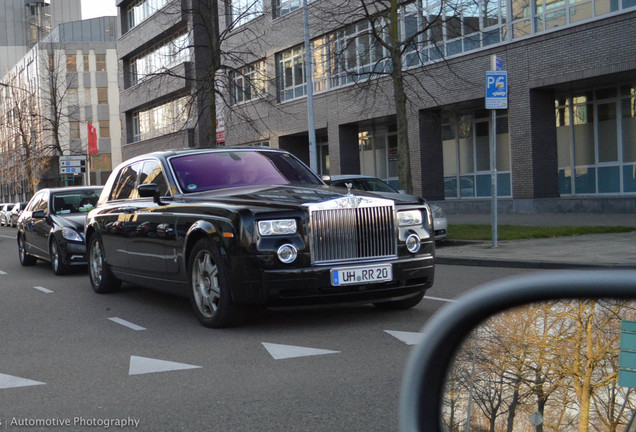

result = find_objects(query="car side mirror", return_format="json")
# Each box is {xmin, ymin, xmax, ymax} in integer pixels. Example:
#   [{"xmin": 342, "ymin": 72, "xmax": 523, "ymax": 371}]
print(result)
[
  {"xmin": 32, "ymin": 210, "xmax": 45, "ymax": 218},
  {"xmin": 137, "ymin": 183, "xmax": 163, "ymax": 205},
  {"xmin": 399, "ymin": 270, "xmax": 636, "ymax": 432},
  {"xmin": 321, "ymin": 175, "xmax": 331, "ymax": 184}
]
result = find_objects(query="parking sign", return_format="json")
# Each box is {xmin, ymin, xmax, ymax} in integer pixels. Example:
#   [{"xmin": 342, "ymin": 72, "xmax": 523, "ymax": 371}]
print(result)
[{"xmin": 485, "ymin": 71, "xmax": 508, "ymax": 109}]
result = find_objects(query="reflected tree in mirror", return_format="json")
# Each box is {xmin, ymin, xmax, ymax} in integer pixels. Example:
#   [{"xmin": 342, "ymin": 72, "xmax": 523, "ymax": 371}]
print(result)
[{"xmin": 443, "ymin": 299, "xmax": 636, "ymax": 432}]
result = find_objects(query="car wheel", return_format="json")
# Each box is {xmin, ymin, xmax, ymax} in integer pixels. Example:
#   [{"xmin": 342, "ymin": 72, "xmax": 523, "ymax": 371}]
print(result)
[
  {"xmin": 188, "ymin": 238, "xmax": 245, "ymax": 328},
  {"xmin": 50, "ymin": 238, "xmax": 69, "ymax": 275},
  {"xmin": 373, "ymin": 291, "xmax": 425, "ymax": 310},
  {"xmin": 88, "ymin": 234, "xmax": 120, "ymax": 293},
  {"xmin": 18, "ymin": 234, "xmax": 36, "ymax": 266}
]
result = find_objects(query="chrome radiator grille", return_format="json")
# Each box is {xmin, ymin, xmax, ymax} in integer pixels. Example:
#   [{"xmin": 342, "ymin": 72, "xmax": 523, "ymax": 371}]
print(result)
[{"xmin": 310, "ymin": 204, "xmax": 397, "ymax": 264}]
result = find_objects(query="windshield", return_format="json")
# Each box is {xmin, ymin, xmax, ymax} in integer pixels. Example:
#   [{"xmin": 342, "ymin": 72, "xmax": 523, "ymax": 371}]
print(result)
[
  {"xmin": 169, "ymin": 150, "xmax": 322, "ymax": 193},
  {"xmin": 52, "ymin": 189, "xmax": 102, "ymax": 214}
]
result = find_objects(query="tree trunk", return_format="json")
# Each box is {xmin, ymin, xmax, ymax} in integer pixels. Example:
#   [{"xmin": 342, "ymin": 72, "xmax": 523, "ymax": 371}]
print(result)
[{"xmin": 389, "ymin": 0, "xmax": 413, "ymax": 193}]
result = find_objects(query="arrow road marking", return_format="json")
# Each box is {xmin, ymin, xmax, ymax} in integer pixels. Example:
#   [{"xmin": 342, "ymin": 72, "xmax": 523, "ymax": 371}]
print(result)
[
  {"xmin": 262, "ymin": 342, "xmax": 340, "ymax": 360},
  {"xmin": 385, "ymin": 330, "xmax": 424, "ymax": 346},
  {"xmin": 34, "ymin": 286, "xmax": 53, "ymax": 294},
  {"xmin": 128, "ymin": 356, "xmax": 201, "ymax": 376},
  {"xmin": 0, "ymin": 373, "xmax": 46, "ymax": 390},
  {"xmin": 108, "ymin": 317, "xmax": 146, "ymax": 331}
]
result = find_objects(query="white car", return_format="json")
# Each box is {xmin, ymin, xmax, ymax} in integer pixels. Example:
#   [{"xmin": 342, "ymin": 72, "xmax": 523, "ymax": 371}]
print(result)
[
  {"xmin": 0, "ymin": 203, "xmax": 13, "ymax": 226},
  {"xmin": 327, "ymin": 174, "xmax": 448, "ymax": 241}
]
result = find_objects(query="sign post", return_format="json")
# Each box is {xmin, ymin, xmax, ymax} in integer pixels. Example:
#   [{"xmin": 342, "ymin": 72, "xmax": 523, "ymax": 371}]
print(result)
[{"xmin": 484, "ymin": 56, "xmax": 507, "ymax": 248}]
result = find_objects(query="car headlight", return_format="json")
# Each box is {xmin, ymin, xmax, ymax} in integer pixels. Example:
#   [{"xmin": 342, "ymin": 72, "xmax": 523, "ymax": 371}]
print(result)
[
  {"xmin": 258, "ymin": 219, "xmax": 297, "ymax": 236},
  {"xmin": 433, "ymin": 205, "xmax": 445, "ymax": 219},
  {"xmin": 61, "ymin": 227, "xmax": 83, "ymax": 241},
  {"xmin": 397, "ymin": 210, "xmax": 423, "ymax": 227}
]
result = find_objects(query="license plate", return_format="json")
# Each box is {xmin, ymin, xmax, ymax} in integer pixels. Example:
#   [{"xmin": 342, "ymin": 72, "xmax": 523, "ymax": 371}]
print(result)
[{"xmin": 331, "ymin": 264, "xmax": 393, "ymax": 286}]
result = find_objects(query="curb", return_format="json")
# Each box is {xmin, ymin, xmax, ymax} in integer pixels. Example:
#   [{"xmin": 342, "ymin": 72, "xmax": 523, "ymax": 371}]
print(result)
[{"xmin": 435, "ymin": 256, "xmax": 635, "ymax": 269}]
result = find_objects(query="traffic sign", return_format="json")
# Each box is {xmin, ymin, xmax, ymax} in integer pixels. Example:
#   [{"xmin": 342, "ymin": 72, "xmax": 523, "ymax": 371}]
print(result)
[
  {"xmin": 485, "ymin": 71, "xmax": 508, "ymax": 109},
  {"xmin": 59, "ymin": 155, "xmax": 86, "ymax": 174}
]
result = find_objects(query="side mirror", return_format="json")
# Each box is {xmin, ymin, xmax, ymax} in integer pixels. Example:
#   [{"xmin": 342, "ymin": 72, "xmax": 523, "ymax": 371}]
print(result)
[
  {"xmin": 321, "ymin": 175, "xmax": 332, "ymax": 184},
  {"xmin": 32, "ymin": 210, "xmax": 45, "ymax": 218},
  {"xmin": 399, "ymin": 270, "xmax": 636, "ymax": 432},
  {"xmin": 137, "ymin": 183, "xmax": 162, "ymax": 204}
]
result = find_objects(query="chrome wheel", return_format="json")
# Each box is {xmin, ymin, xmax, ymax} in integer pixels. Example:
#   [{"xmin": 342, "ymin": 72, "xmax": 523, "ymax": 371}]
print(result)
[
  {"xmin": 191, "ymin": 250, "xmax": 220, "ymax": 318},
  {"xmin": 89, "ymin": 237, "xmax": 104, "ymax": 286},
  {"xmin": 51, "ymin": 241, "xmax": 59, "ymax": 269}
]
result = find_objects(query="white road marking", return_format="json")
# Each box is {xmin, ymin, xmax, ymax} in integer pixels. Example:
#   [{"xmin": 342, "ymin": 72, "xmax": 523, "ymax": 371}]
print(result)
[
  {"xmin": 385, "ymin": 330, "xmax": 424, "ymax": 345},
  {"xmin": 0, "ymin": 270, "xmax": 7, "ymax": 275},
  {"xmin": 262, "ymin": 342, "xmax": 340, "ymax": 360},
  {"xmin": 0, "ymin": 373, "xmax": 45, "ymax": 390},
  {"xmin": 108, "ymin": 317, "xmax": 146, "ymax": 331},
  {"xmin": 424, "ymin": 295, "xmax": 455, "ymax": 303},
  {"xmin": 128, "ymin": 356, "xmax": 201, "ymax": 376},
  {"xmin": 34, "ymin": 286, "xmax": 53, "ymax": 294}
]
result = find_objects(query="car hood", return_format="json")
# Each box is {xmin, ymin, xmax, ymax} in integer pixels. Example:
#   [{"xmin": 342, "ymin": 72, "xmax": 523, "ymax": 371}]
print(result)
[
  {"xmin": 181, "ymin": 184, "xmax": 424, "ymax": 208},
  {"xmin": 51, "ymin": 213, "xmax": 87, "ymax": 231}
]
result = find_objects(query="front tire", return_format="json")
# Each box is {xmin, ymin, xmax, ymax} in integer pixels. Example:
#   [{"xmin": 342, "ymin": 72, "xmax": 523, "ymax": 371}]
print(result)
[
  {"xmin": 373, "ymin": 291, "xmax": 425, "ymax": 310},
  {"xmin": 188, "ymin": 238, "xmax": 245, "ymax": 328},
  {"xmin": 50, "ymin": 238, "xmax": 69, "ymax": 275},
  {"xmin": 18, "ymin": 234, "xmax": 36, "ymax": 266},
  {"xmin": 88, "ymin": 234, "xmax": 120, "ymax": 293}
]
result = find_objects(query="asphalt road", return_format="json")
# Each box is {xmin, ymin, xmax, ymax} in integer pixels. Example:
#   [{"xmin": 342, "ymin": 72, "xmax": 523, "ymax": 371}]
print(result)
[{"xmin": 0, "ymin": 226, "xmax": 533, "ymax": 432}]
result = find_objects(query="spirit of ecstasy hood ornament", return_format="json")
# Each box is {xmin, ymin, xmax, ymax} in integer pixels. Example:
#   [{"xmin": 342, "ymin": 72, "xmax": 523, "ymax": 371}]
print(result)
[{"xmin": 345, "ymin": 182, "xmax": 353, "ymax": 196}]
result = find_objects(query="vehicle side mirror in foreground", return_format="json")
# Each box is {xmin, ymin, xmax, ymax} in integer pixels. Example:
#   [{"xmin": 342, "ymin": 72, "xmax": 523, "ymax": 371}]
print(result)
[
  {"xmin": 32, "ymin": 210, "xmax": 45, "ymax": 218},
  {"xmin": 137, "ymin": 183, "xmax": 162, "ymax": 204},
  {"xmin": 321, "ymin": 175, "xmax": 332, "ymax": 184},
  {"xmin": 399, "ymin": 270, "xmax": 636, "ymax": 432}
]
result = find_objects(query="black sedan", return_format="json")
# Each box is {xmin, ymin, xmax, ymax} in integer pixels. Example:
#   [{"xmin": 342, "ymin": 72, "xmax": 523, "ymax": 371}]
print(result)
[
  {"xmin": 85, "ymin": 147, "xmax": 435, "ymax": 328},
  {"xmin": 17, "ymin": 186, "xmax": 103, "ymax": 274}
]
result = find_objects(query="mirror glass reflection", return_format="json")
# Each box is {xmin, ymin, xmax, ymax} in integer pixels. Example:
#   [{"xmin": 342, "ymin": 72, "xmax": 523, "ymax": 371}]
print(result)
[{"xmin": 442, "ymin": 299, "xmax": 636, "ymax": 431}]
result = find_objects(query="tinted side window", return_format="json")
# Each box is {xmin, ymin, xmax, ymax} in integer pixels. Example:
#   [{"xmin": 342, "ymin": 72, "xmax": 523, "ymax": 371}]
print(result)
[
  {"xmin": 139, "ymin": 160, "xmax": 170, "ymax": 196},
  {"xmin": 110, "ymin": 163, "xmax": 141, "ymax": 201}
]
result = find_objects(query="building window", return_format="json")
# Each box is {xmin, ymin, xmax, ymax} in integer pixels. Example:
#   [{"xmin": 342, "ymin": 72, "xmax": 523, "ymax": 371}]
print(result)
[
  {"xmin": 130, "ymin": 33, "xmax": 191, "ymax": 86},
  {"xmin": 95, "ymin": 54, "xmax": 106, "ymax": 72},
  {"xmin": 83, "ymin": 54, "xmax": 90, "ymax": 71},
  {"xmin": 132, "ymin": 96, "xmax": 193, "ymax": 142},
  {"xmin": 274, "ymin": 0, "xmax": 312, "ymax": 18},
  {"xmin": 99, "ymin": 121, "xmax": 110, "ymax": 138},
  {"xmin": 276, "ymin": 46, "xmax": 306, "ymax": 102},
  {"xmin": 126, "ymin": 0, "xmax": 170, "ymax": 31},
  {"xmin": 557, "ymin": 84, "xmax": 636, "ymax": 195},
  {"xmin": 97, "ymin": 88, "xmax": 108, "ymax": 105},
  {"xmin": 230, "ymin": 61, "xmax": 267, "ymax": 104},
  {"xmin": 442, "ymin": 112, "xmax": 512, "ymax": 199},
  {"xmin": 66, "ymin": 54, "xmax": 76, "ymax": 72},
  {"xmin": 70, "ymin": 122, "xmax": 80, "ymax": 139},
  {"xmin": 228, "ymin": 0, "xmax": 263, "ymax": 27}
]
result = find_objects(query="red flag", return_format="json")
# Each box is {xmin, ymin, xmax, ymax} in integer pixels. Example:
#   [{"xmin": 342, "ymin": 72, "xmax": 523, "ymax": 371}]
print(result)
[{"xmin": 88, "ymin": 122, "xmax": 98, "ymax": 154}]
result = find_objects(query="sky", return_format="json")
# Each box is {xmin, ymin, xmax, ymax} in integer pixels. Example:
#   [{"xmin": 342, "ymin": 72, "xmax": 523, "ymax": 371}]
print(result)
[{"xmin": 81, "ymin": 0, "xmax": 118, "ymax": 19}]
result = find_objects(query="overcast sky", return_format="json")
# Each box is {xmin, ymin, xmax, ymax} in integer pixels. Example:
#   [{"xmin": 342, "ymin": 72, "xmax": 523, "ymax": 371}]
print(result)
[{"xmin": 81, "ymin": 0, "xmax": 117, "ymax": 19}]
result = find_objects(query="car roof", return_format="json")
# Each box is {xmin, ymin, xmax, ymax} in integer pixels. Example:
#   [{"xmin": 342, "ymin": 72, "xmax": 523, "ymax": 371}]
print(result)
[{"xmin": 38, "ymin": 186, "xmax": 104, "ymax": 194}]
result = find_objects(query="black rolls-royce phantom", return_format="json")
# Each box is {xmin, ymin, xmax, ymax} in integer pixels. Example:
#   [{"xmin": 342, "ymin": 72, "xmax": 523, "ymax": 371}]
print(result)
[{"xmin": 85, "ymin": 147, "xmax": 435, "ymax": 327}]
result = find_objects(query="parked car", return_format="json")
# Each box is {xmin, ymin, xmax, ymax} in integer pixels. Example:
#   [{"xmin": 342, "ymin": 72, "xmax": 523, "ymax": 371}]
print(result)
[
  {"xmin": 8, "ymin": 201, "xmax": 27, "ymax": 227},
  {"xmin": 327, "ymin": 174, "xmax": 448, "ymax": 241},
  {"xmin": 399, "ymin": 270, "xmax": 636, "ymax": 432},
  {"xmin": 17, "ymin": 186, "xmax": 103, "ymax": 275},
  {"xmin": 85, "ymin": 147, "xmax": 436, "ymax": 328},
  {"xmin": 0, "ymin": 203, "xmax": 13, "ymax": 226}
]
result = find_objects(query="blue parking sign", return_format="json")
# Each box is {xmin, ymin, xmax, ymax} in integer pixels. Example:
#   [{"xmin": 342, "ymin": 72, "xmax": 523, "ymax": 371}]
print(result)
[{"xmin": 485, "ymin": 71, "xmax": 508, "ymax": 109}]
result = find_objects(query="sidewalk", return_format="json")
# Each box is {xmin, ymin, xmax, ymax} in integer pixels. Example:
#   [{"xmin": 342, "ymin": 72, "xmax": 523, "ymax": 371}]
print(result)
[{"xmin": 435, "ymin": 213, "xmax": 636, "ymax": 269}]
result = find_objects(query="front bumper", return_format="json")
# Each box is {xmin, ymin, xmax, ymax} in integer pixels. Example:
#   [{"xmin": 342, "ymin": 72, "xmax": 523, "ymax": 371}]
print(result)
[
  {"xmin": 233, "ymin": 253, "xmax": 434, "ymax": 307},
  {"xmin": 61, "ymin": 241, "xmax": 88, "ymax": 266}
]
